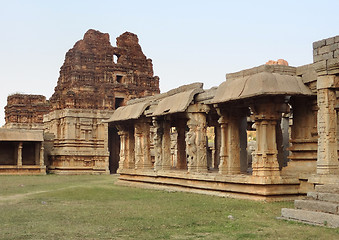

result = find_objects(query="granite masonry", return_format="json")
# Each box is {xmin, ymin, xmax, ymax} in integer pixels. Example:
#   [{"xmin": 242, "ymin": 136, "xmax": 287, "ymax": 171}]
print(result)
[
  {"xmin": 1, "ymin": 29, "xmax": 160, "ymax": 174},
  {"xmin": 1, "ymin": 31, "xmax": 339, "ymax": 214}
]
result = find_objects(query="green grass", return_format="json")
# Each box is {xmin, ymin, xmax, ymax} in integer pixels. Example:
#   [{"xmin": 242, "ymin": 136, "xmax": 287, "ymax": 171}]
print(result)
[{"xmin": 0, "ymin": 175, "xmax": 339, "ymax": 239}]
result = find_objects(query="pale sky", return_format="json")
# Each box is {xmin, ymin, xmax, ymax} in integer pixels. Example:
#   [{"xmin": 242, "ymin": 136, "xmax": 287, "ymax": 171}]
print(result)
[{"xmin": 1, "ymin": 0, "xmax": 338, "ymax": 126}]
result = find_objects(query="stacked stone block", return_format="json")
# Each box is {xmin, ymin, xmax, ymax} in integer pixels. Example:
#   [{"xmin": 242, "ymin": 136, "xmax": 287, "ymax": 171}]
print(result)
[
  {"xmin": 313, "ymin": 36, "xmax": 339, "ymax": 62},
  {"xmin": 281, "ymin": 184, "xmax": 339, "ymax": 228},
  {"xmin": 313, "ymin": 35, "xmax": 339, "ymax": 75}
]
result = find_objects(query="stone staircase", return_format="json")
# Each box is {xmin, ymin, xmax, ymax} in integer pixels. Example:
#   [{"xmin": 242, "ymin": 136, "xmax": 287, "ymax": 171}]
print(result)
[{"xmin": 280, "ymin": 184, "xmax": 339, "ymax": 228}]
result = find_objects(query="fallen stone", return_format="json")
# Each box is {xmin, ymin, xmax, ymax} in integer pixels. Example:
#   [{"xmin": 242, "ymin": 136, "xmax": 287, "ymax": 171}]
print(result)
[
  {"xmin": 280, "ymin": 208, "xmax": 339, "ymax": 228},
  {"xmin": 295, "ymin": 199, "xmax": 339, "ymax": 215}
]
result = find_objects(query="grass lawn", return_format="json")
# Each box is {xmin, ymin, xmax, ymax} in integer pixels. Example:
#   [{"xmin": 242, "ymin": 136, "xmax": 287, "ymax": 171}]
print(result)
[{"xmin": 0, "ymin": 175, "xmax": 339, "ymax": 240}]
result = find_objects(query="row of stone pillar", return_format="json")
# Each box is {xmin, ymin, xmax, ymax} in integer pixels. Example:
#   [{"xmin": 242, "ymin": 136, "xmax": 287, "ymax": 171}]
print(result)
[
  {"xmin": 116, "ymin": 100, "xmax": 286, "ymax": 177},
  {"xmin": 116, "ymin": 113, "xmax": 208, "ymax": 173},
  {"xmin": 116, "ymin": 91, "xmax": 338, "ymax": 177},
  {"xmin": 16, "ymin": 142, "xmax": 44, "ymax": 167}
]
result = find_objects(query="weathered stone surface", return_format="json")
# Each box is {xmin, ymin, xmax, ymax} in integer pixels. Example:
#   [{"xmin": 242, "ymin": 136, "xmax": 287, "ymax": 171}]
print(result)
[
  {"xmin": 0, "ymin": 129, "xmax": 43, "ymax": 141},
  {"xmin": 295, "ymin": 199, "xmax": 339, "ymax": 214},
  {"xmin": 266, "ymin": 59, "xmax": 289, "ymax": 66},
  {"xmin": 316, "ymin": 87, "xmax": 339, "ymax": 174},
  {"xmin": 226, "ymin": 64, "xmax": 296, "ymax": 80},
  {"xmin": 313, "ymin": 39, "xmax": 326, "ymax": 50},
  {"xmin": 313, "ymin": 35, "xmax": 339, "ymax": 77},
  {"xmin": 49, "ymin": 29, "xmax": 159, "ymax": 110},
  {"xmin": 0, "ymin": 129, "xmax": 46, "ymax": 175},
  {"xmin": 316, "ymin": 192, "xmax": 339, "ymax": 203},
  {"xmin": 212, "ymin": 71, "xmax": 313, "ymax": 104},
  {"xmin": 44, "ymin": 29, "xmax": 160, "ymax": 174},
  {"xmin": 326, "ymin": 37, "xmax": 335, "ymax": 45},
  {"xmin": 281, "ymin": 208, "xmax": 339, "ymax": 228},
  {"xmin": 4, "ymin": 94, "xmax": 50, "ymax": 129},
  {"xmin": 307, "ymin": 191, "xmax": 318, "ymax": 200},
  {"xmin": 315, "ymin": 184, "xmax": 339, "ymax": 194}
]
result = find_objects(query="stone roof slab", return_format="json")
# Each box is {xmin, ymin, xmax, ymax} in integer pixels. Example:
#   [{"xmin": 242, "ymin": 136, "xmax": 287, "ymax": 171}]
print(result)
[
  {"xmin": 212, "ymin": 72, "xmax": 314, "ymax": 104},
  {"xmin": 152, "ymin": 88, "xmax": 203, "ymax": 116},
  {"xmin": 0, "ymin": 129, "xmax": 44, "ymax": 142},
  {"xmin": 105, "ymin": 101, "xmax": 151, "ymax": 122}
]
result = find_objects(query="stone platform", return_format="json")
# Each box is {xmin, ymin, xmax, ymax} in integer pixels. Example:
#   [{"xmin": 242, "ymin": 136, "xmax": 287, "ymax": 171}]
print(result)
[
  {"xmin": 0, "ymin": 165, "xmax": 46, "ymax": 175},
  {"xmin": 48, "ymin": 165, "xmax": 109, "ymax": 175},
  {"xmin": 280, "ymin": 183, "xmax": 339, "ymax": 228},
  {"xmin": 117, "ymin": 170, "xmax": 311, "ymax": 201}
]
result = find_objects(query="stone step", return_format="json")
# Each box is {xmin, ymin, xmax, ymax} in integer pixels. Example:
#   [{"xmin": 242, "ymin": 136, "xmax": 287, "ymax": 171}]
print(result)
[
  {"xmin": 295, "ymin": 199, "xmax": 339, "ymax": 215},
  {"xmin": 280, "ymin": 208, "xmax": 339, "ymax": 228},
  {"xmin": 307, "ymin": 192, "xmax": 339, "ymax": 203},
  {"xmin": 315, "ymin": 184, "xmax": 339, "ymax": 194}
]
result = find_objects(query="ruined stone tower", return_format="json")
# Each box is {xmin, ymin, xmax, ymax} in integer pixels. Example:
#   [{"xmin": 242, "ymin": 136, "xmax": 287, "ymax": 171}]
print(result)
[
  {"xmin": 49, "ymin": 29, "xmax": 159, "ymax": 110},
  {"xmin": 4, "ymin": 94, "xmax": 50, "ymax": 130},
  {"xmin": 44, "ymin": 29, "xmax": 160, "ymax": 174}
]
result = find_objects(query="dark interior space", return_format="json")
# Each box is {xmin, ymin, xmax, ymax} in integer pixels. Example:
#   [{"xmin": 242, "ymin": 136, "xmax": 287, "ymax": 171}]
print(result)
[{"xmin": 108, "ymin": 126, "xmax": 120, "ymax": 173}]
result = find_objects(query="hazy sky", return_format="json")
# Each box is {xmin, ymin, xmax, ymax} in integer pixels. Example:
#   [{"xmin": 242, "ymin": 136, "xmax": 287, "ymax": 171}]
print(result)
[{"xmin": 1, "ymin": 0, "xmax": 338, "ymax": 126}]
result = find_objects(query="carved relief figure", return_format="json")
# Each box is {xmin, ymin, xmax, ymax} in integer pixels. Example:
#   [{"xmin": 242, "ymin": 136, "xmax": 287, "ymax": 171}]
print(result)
[
  {"xmin": 152, "ymin": 118, "xmax": 163, "ymax": 169},
  {"xmin": 186, "ymin": 125, "xmax": 197, "ymax": 168}
]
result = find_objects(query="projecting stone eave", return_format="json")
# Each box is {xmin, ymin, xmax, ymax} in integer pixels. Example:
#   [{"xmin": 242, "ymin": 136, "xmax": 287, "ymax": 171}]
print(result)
[
  {"xmin": 104, "ymin": 100, "xmax": 152, "ymax": 123},
  {"xmin": 106, "ymin": 82, "xmax": 205, "ymax": 122},
  {"xmin": 211, "ymin": 71, "xmax": 315, "ymax": 104}
]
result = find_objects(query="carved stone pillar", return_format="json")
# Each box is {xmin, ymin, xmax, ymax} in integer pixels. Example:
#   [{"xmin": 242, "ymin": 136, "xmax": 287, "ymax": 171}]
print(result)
[
  {"xmin": 162, "ymin": 119, "xmax": 171, "ymax": 170},
  {"xmin": 214, "ymin": 126, "xmax": 221, "ymax": 169},
  {"xmin": 134, "ymin": 123, "xmax": 143, "ymax": 169},
  {"xmin": 218, "ymin": 116, "xmax": 228, "ymax": 174},
  {"xmin": 134, "ymin": 120, "xmax": 152, "ymax": 170},
  {"xmin": 187, "ymin": 113, "xmax": 207, "ymax": 173},
  {"xmin": 117, "ymin": 125, "xmax": 135, "ymax": 171},
  {"xmin": 117, "ymin": 130, "xmax": 127, "ymax": 172},
  {"xmin": 152, "ymin": 117, "xmax": 163, "ymax": 171},
  {"xmin": 126, "ymin": 128, "xmax": 135, "ymax": 169},
  {"xmin": 141, "ymin": 121, "xmax": 152, "ymax": 169},
  {"xmin": 251, "ymin": 99, "xmax": 285, "ymax": 177},
  {"xmin": 217, "ymin": 112, "xmax": 241, "ymax": 175},
  {"xmin": 239, "ymin": 116, "xmax": 248, "ymax": 173},
  {"xmin": 39, "ymin": 144, "xmax": 44, "ymax": 166},
  {"xmin": 35, "ymin": 142, "xmax": 40, "ymax": 165},
  {"xmin": 176, "ymin": 124, "xmax": 187, "ymax": 169},
  {"xmin": 17, "ymin": 142, "xmax": 23, "ymax": 167},
  {"xmin": 317, "ymin": 75, "xmax": 339, "ymax": 174}
]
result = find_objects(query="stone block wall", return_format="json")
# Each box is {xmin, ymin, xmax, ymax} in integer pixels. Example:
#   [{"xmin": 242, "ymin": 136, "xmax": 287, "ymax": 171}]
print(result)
[
  {"xmin": 313, "ymin": 35, "xmax": 339, "ymax": 175},
  {"xmin": 313, "ymin": 36, "xmax": 339, "ymax": 63},
  {"xmin": 313, "ymin": 35, "xmax": 339, "ymax": 76}
]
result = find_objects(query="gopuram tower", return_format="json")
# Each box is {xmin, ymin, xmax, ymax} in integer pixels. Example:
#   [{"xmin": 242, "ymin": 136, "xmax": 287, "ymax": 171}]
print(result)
[{"xmin": 44, "ymin": 29, "xmax": 160, "ymax": 174}]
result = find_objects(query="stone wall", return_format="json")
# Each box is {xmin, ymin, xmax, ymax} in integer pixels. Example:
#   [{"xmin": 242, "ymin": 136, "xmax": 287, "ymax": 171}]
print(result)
[{"xmin": 313, "ymin": 36, "xmax": 339, "ymax": 64}]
